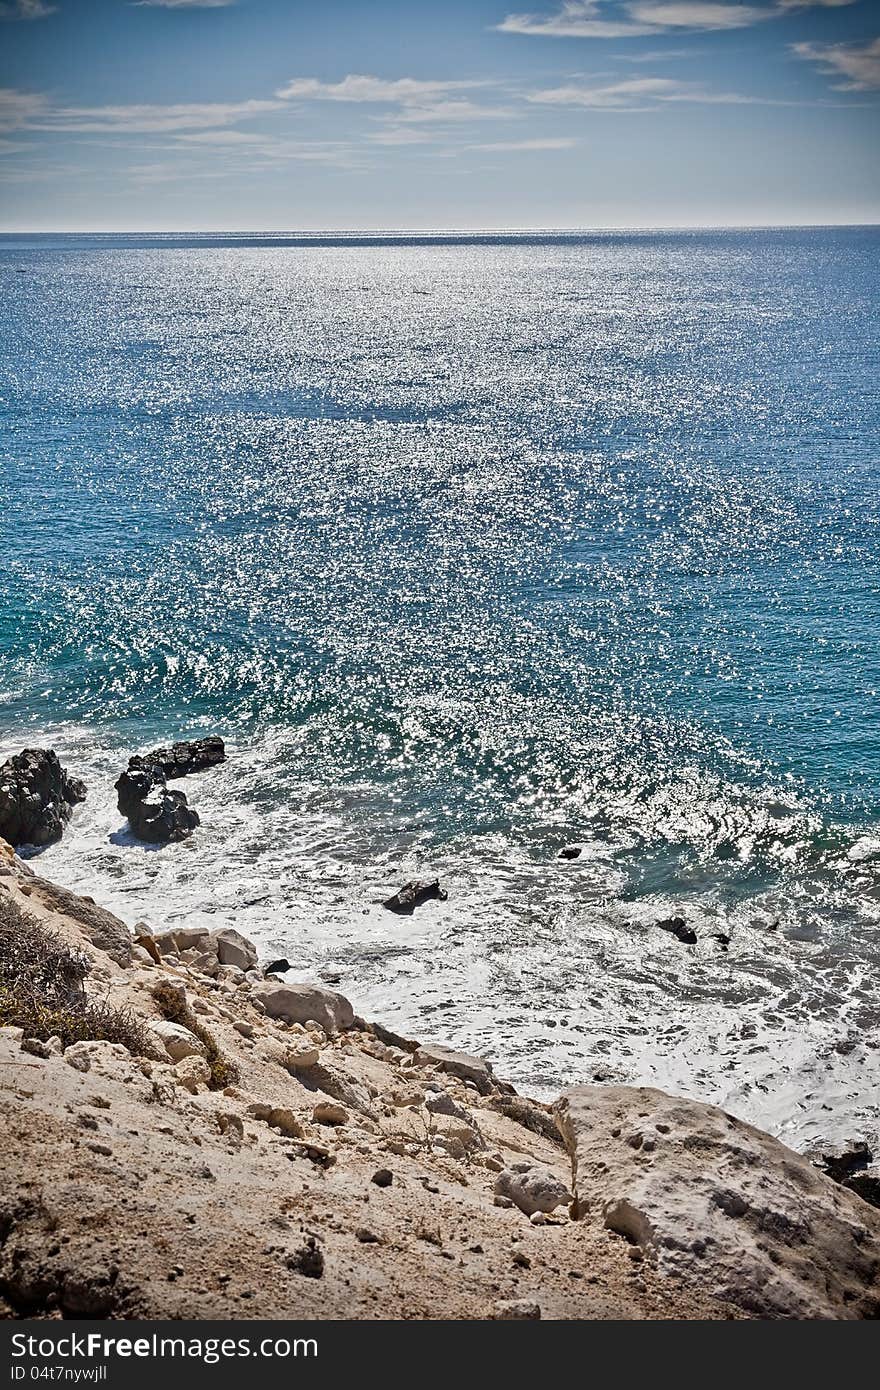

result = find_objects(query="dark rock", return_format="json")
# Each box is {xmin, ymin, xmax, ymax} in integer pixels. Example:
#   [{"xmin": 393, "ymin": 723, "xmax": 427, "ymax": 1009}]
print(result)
[
  {"xmin": 264, "ymin": 959, "xmax": 292, "ymax": 976},
  {"xmin": 847, "ymin": 1166, "xmax": 880, "ymax": 1211},
  {"xmin": 115, "ymin": 766, "xmax": 199, "ymax": 844},
  {"xmin": 558, "ymin": 844, "xmax": 583, "ymax": 860},
  {"xmin": 128, "ymin": 737, "xmax": 225, "ymax": 780},
  {"xmin": 371, "ymin": 1168, "xmax": 393, "ymax": 1188},
  {"xmin": 382, "ymin": 879, "xmax": 448, "ymax": 914},
  {"xmin": 807, "ymin": 1140, "xmax": 872, "ymax": 1185},
  {"xmin": 286, "ymin": 1237, "xmax": 324, "ymax": 1279},
  {"xmin": 0, "ymin": 749, "xmax": 86, "ymax": 848},
  {"xmin": 657, "ymin": 915, "xmax": 697, "ymax": 945},
  {"xmin": 712, "ymin": 932, "xmax": 731, "ymax": 950}
]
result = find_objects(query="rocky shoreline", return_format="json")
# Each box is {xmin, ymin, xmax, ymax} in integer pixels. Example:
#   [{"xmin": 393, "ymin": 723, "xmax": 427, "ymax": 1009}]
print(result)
[{"xmin": 1, "ymin": 833, "xmax": 879, "ymax": 1320}]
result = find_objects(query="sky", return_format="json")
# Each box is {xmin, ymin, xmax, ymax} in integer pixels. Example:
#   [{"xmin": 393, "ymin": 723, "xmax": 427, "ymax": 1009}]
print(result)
[{"xmin": 0, "ymin": 0, "xmax": 878, "ymax": 230}]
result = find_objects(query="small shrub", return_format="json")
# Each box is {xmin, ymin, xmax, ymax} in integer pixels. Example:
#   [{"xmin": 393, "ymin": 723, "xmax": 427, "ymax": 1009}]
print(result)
[{"xmin": 0, "ymin": 894, "xmax": 151, "ymax": 1054}]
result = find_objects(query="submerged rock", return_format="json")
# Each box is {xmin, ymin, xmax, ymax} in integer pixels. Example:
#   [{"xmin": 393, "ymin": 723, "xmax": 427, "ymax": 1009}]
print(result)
[
  {"xmin": 657, "ymin": 915, "xmax": 697, "ymax": 945},
  {"xmin": 382, "ymin": 879, "xmax": 447, "ymax": 914},
  {"xmin": 554, "ymin": 1084, "xmax": 880, "ymax": 1319},
  {"xmin": 0, "ymin": 749, "xmax": 86, "ymax": 848}
]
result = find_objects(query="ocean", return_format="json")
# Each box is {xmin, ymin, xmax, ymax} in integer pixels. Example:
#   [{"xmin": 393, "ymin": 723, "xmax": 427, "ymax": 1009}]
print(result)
[{"xmin": 1, "ymin": 227, "xmax": 878, "ymax": 1149}]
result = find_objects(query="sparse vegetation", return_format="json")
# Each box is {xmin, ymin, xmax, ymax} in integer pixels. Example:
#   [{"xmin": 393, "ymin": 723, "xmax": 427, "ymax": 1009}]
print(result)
[
  {"xmin": 152, "ymin": 975, "xmax": 239, "ymax": 1090},
  {"xmin": 0, "ymin": 893, "xmax": 150, "ymax": 1054}
]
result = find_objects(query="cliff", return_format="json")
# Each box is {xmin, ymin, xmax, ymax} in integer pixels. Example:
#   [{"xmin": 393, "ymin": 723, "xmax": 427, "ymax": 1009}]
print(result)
[{"xmin": 1, "ymin": 838, "xmax": 878, "ymax": 1321}]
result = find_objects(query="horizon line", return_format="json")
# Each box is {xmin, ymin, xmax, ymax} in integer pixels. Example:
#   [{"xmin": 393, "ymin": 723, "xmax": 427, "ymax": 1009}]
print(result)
[{"xmin": 1, "ymin": 221, "xmax": 878, "ymax": 237}]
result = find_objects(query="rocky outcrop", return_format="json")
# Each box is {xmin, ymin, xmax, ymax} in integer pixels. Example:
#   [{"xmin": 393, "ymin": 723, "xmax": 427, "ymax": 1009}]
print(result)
[
  {"xmin": 213, "ymin": 927, "xmax": 258, "ymax": 973},
  {"xmin": 383, "ymin": 880, "xmax": 447, "ymax": 914},
  {"xmin": 414, "ymin": 1044, "xmax": 499, "ymax": 1095},
  {"xmin": 555, "ymin": 1085, "xmax": 880, "ymax": 1319},
  {"xmin": 27, "ymin": 878, "xmax": 133, "ymax": 967},
  {"xmin": 115, "ymin": 766, "xmax": 199, "ymax": 844},
  {"xmin": 128, "ymin": 738, "xmax": 225, "ymax": 781},
  {"xmin": 0, "ymin": 750, "xmax": 86, "ymax": 849},
  {"xmin": 114, "ymin": 738, "xmax": 224, "ymax": 845},
  {"xmin": 253, "ymin": 982, "xmax": 355, "ymax": 1035}
]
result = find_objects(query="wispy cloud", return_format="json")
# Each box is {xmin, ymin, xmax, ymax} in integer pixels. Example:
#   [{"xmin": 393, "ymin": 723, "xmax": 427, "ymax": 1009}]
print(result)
[
  {"xmin": 530, "ymin": 75, "xmax": 785, "ymax": 107},
  {"xmin": 277, "ymin": 76, "xmax": 490, "ymax": 104},
  {"xmin": 31, "ymin": 99, "xmax": 284, "ymax": 133},
  {"xmin": 793, "ymin": 36, "xmax": 880, "ymax": 91},
  {"xmin": 0, "ymin": 88, "xmax": 48, "ymax": 129},
  {"xmin": 277, "ymin": 74, "xmax": 515, "ymax": 131},
  {"xmin": 0, "ymin": 0, "xmax": 56, "ymax": 19},
  {"xmin": 133, "ymin": 1, "xmax": 237, "ymax": 9},
  {"xmin": 497, "ymin": 2, "xmax": 654, "ymax": 37},
  {"xmin": 626, "ymin": 2, "xmax": 771, "ymax": 28},
  {"xmin": 497, "ymin": 0, "xmax": 857, "ymax": 39},
  {"xmin": 468, "ymin": 136, "xmax": 578, "ymax": 150}
]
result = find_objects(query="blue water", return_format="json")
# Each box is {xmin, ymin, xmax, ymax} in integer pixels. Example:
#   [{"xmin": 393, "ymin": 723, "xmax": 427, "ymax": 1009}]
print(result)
[{"xmin": 2, "ymin": 228, "xmax": 879, "ymax": 1143}]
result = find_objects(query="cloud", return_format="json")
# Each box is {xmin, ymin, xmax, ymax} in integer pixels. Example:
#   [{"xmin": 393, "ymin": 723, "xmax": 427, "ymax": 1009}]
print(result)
[
  {"xmin": 32, "ymin": 99, "xmax": 284, "ymax": 133},
  {"xmin": 530, "ymin": 75, "xmax": 784, "ymax": 107},
  {"xmin": 0, "ymin": 0, "xmax": 56, "ymax": 18},
  {"xmin": 626, "ymin": 2, "xmax": 770, "ymax": 28},
  {"xmin": 276, "ymin": 75, "xmax": 489, "ymax": 104},
  {"xmin": 133, "ymin": 1, "xmax": 236, "ymax": 8},
  {"xmin": 0, "ymin": 87, "xmax": 48, "ymax": 129},
  {"xmin": 277, "ymin": 74, "xmax": 514, "ymax": 130},
  {"xmin": 468, "ymin": 136, "xmax": 578, "ymax": 149},
  {"xmin": 497, "ymin": 0, "xmax": 857, "ymax": 39},
  {"xmin": 497, "ymin": 2, "xmax": 654, "ymax": 37},
  {"xmin": 793, "ymin": 36, "xmax": 880, "ymax": 91}
]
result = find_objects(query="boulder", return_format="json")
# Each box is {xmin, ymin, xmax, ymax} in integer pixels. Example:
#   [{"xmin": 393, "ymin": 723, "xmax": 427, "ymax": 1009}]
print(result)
[
  {"xmin": 382, "ymin": 879, "xmax": 447, "ymax": 914},
  {"xmin": 175, "ymin": 1055, "xmax": 211, "ymax": 1093},
  {"xmin": 213, "ymin": 927, "xmax": 258, "ymax": 972},
  {"xmin": 115, "ymin": 767, "xmax": 199, "ymax": 844},
  {"xmin": 493, "ymin": 1166, "xmax": 571, "ymax": 1216},
  {"xmin": 414, "ymin": 1043, "xmax": 497, "ymax": 1095},
  {"xmin": 151, "ymin": 1020, "xmax": 206, "ymax": 1062},
  {"xmin": 554, "ymin": 1085, "xmax": 880, "ymax": 1320},
  {"xmin": 128, "ymin": 737, "xmax": 225, "ymax": 780},
  {"xmin": 253, "ymin": 982, "xmax": 354, "ymax": 1034},
  {"xmin": 657, "ymin": 915, "xmax": 697, "ymax": 945},
  {"xmin": 0, "ymin": 749, "xmax": 86, "ymax": 848}
]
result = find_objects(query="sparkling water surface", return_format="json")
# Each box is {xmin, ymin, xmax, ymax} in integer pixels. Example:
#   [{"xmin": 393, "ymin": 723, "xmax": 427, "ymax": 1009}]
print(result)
[{"xmin": 1, "ymin": 229, "xmax": 878, "ymax": 1145}]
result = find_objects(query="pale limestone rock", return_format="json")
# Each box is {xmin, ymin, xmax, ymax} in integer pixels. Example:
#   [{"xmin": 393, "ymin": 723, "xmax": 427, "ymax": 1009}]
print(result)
[
  {"xmin": 151, "ymin": 1019, "xmax": 207, "ymax": 1063},
  {"xmin": 175, "ymin": 1055, "xmax": 211, "ymax": 1093},
  {"xmin": 555, "ymin": 1085, "xmax": 880, "ymax": 1320},
  {"xmin": 493, "ymin": 1166, "xmax": 571, "ymax": 1216},
  {"xmin": 212, "ymin": 927, "xmax": 258, "ymax": 972},
  {"xmin": 254, "ymin": 982, "xmax": 354, "ymax": 1034},
  {"xmin": 494, "ymin": 1300, "xmax": 541, "ymax": 1319},
  {"xmin": 313, "ymin": 1101, "xmax": 348, "ymax": 1127},
  {"xmin": 414, "ymin": 1043, "xmax": 496, "ymax": 1094}
]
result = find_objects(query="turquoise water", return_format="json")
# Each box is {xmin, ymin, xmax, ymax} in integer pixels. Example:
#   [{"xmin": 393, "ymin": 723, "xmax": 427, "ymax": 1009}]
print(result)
[{"xmin": 1, "ymin": 229, "xmax": 879, "ymax": 1141}]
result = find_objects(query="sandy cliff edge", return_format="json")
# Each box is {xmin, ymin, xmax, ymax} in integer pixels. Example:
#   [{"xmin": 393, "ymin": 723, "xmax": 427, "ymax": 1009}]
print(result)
[{"xmin": 1, "ymin": 838, "xmax": 878, "ymax": 1321}]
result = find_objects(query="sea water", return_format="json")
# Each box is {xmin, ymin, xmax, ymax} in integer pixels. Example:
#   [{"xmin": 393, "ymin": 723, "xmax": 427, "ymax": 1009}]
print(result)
[{"xmin": 1, "ymin": 228, "xmax": 878, "ymax": 1147}]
